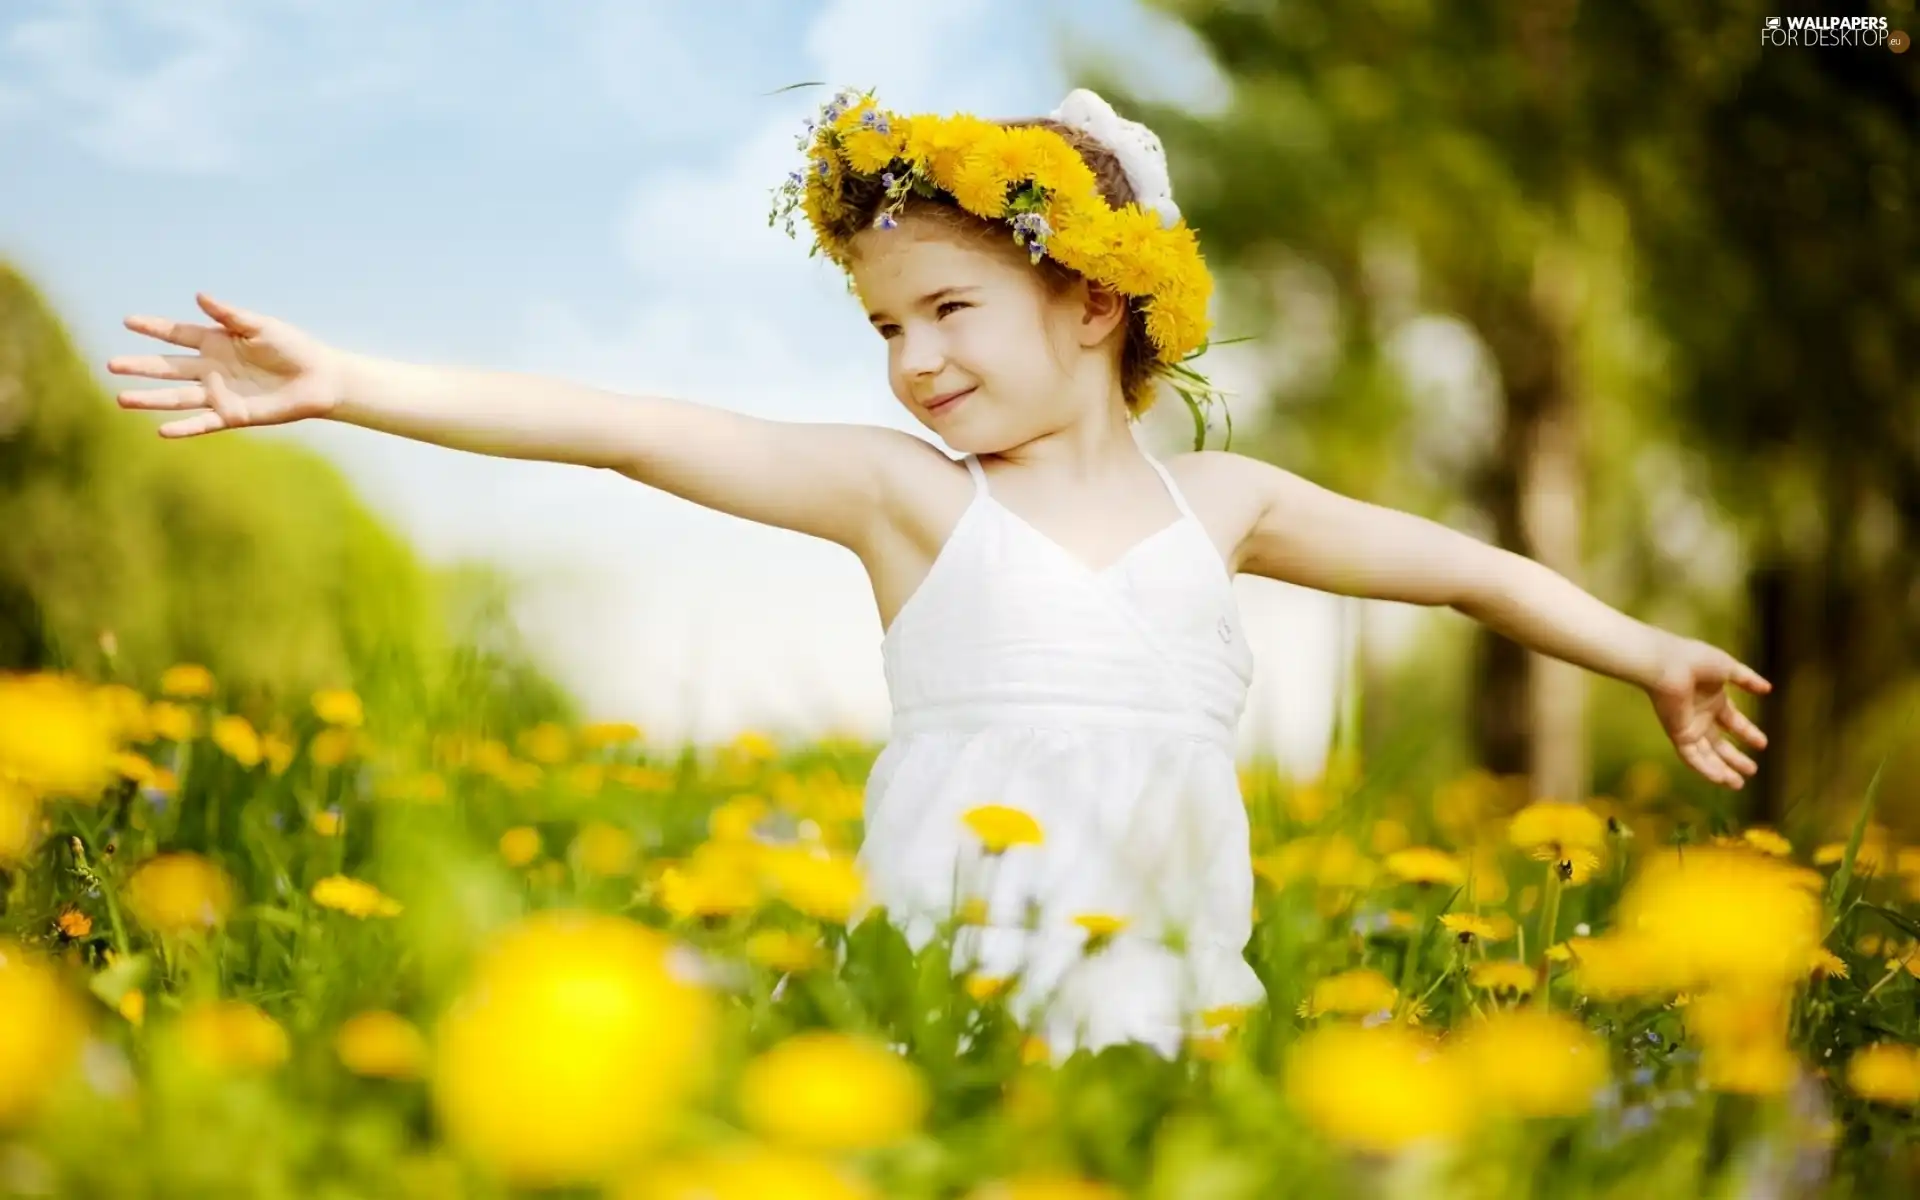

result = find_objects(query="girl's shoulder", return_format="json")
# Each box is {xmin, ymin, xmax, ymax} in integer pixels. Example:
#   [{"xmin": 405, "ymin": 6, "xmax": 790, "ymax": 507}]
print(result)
[{"xmin": 1157, "ymin": 449, "xmax": 1275, "ymax": 567}]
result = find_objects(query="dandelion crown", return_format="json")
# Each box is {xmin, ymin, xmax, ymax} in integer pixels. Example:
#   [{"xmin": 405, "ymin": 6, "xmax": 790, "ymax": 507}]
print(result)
[{"xmin": 770, "ymin": 86, "xmax": 1231, "ymax": 448}]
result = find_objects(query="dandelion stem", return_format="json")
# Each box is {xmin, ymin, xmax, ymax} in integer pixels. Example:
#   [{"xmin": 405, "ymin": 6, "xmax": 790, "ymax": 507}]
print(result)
[{"xmin": 1535, "ymin": 863, "xmax": 1564, "ymax": 1011}]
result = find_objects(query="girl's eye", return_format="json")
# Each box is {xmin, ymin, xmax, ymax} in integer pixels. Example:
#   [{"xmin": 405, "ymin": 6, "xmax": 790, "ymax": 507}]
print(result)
[{"xmin": 936, "ymin": 301, "xmax": 970, "ymax": 317}]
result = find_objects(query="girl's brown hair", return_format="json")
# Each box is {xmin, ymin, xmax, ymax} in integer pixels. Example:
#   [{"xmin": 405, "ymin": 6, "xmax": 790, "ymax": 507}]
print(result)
[{"xmin": 829, "ymin": 119, "xmax": 1159, "ymax": 415}]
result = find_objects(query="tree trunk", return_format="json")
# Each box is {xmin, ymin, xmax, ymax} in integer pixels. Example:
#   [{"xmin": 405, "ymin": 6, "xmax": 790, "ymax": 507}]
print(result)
[{"xmin": 1466, "ymin": 269, "xmax": 1587, "ymax": 804}]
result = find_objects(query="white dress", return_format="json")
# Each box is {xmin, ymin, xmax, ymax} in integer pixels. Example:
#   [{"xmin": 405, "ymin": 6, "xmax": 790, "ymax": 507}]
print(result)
[{"xmin": 856, "ymin": 450, "xmax": 1268, "ymax": 1058}]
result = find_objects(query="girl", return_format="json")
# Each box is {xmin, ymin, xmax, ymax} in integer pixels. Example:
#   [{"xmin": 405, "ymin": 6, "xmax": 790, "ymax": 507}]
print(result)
[{"xmin": 107, "ymin": 88, "xmax": 1770, "ymax": 1058}]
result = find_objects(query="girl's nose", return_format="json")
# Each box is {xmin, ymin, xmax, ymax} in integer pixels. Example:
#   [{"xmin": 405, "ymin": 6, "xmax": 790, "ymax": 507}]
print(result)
[{"xmin": 897, "ymin": 326, "xmax": 945, "ymax": 378}]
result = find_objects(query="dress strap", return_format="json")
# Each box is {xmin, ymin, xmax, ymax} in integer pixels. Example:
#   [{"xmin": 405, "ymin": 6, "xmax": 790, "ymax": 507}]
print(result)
[
  {"xmin": 1143, "ymin": 455, "xmax": 1199, "ymax": 524},
  {"xmin": 963, "ymin": 453, "xmax": 990, "ymax": 497}
]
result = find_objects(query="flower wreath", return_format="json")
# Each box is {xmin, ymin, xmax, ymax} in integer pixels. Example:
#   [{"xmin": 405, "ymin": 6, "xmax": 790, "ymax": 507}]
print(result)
[{"xmin": 769, "ymin": 87, "xmax": 1232, "ymax": 448}]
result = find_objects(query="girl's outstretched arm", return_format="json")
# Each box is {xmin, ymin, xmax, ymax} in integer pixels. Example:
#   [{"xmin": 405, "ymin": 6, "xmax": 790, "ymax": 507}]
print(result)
[
  {"xmin": 1214, "ymin": 452, "xmax": 1771, "ymax": 788},
  {"xmin": 108, "ymin": 294, "xmax": 928, "ymax": 550}
]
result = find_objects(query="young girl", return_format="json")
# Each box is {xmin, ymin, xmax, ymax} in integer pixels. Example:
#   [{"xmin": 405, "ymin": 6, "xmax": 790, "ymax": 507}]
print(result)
[{"xmin": 107, "ymin": 88, "xmax": 1769, "ymax": 1058}]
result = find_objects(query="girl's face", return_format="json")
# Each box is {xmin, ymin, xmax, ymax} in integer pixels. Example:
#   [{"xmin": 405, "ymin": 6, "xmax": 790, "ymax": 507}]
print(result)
[{"xmin": 849, "ymin": 213, "xmax": 1122, "ymax": 452}]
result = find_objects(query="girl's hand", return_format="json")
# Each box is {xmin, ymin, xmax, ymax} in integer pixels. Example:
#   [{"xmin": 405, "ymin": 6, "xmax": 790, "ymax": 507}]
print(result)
[
  {"xmin": 108, "ymin": 294, "xmax": 345, "ymax": 438},
  {"xmin": 1644, "ymin": 636, "xmax": 1772, "ymax": 788}
]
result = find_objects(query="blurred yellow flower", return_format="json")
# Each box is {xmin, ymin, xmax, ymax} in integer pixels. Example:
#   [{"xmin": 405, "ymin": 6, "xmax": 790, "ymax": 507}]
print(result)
[
  {"xmin": 211, "ymin": 713, "xmax": 262, "ymax": 767},
  {"xmin": 263, "ymin": 732, "xmax": 294, "ymax": 775},
  {"xmin": 737, "ymin": 1032, "xmax": 928, "ymax": 1152},
  {"xmin": 376, "ymin": 771, "xmax": 446, "ymax": 803},
  {"xmin": 610, "ymin": 764, "xmax": 675, "ymax": 792},
  {"xmin": 159, "ymin": 663, "xmax": 216, "ymax": 699},
  {"xmin": 0, "ymin": 672, "xmax": 119, "ymax": 799},
  {"xmin": 1368, "ymin": 817, "xmax": 1410, "ymax": 855},
  {"xmin": 432, "ymin": 911, "xmax": 717, "ymax": 1187},
  {"xmin": 622, "ymin": 1145, "xmax": 875, "ymax": 1200},
  {"xmin": 565, "ymin": 763, "xmax": 606, "ymax": 796},
  {"xmin": 1449, "ymin": 1010, "xmax": 1608, "ymax": 1118},
  {"xmin": 147, "ymin": 701, "xmax": 197, "ymax": 743},
  {"xmin": 730, "ymin": 730, "xmax": 779, "ymax": 761},
  {"xmin": 573, "ymin": 821, "xmax": 636, "ymax": 878},
  {"xmin": 175, "ymin": 1001, "xmax": 290, "ymax": 1074},
  {"xmin": 1296, "ymin": 968, "xmax": 1398, "ymax": 1019},
  {"xmin": 580, "ymin": 721, "xmax": 642, "ymax": 750},
  {"xmin": 54, "ymin": 908, "xmax": 91, "ymax": 940},
  {"xmin": 1469, "ymin": 960, "xmax": 1537, "ymax": 997},
  {"xmin": 311, "ymin": 809, "xmax": 344, "ymax": 837},
  {"xmin": 1815, "ymin": 836, "xmax": 1892, "ymax": 875},
  {"xmin": 657, "ymin": 842, "xmax": 762, "ymax": 920},
  {"xmin": 118, "ymin": 989, "xmax": 145, "ymax": 1026},
  {"xmin": 1687, "ymin": 989, "xmax": 1798, "ymax": 1096},
  {"xmin": 963, "ymin": 804, "xmax": 1045, "ymax": 853},
  {"xmin": 113, "ymin": 750, "xmax": 157, "ymax": 785},
  {"xmin": 0, "ymin": 940, "xmax": 87, "ymax": 1125},
  {"xmin": 499, "ymin": 826, "xmax": 542, "ymax": 867},
  {"xmin": 760, "ymin": 846, "xmax": 865, "ymax": 924},
  {"xmin": 745, "ymin": 930, "xmax": 825, "ymax": 974},
  {"xmin": 335, "ymin": 1010, "xmax": 427, "ymax": 1080},
  {"xmin": 1846, "ymin": 1043, "xmax": 1920, "ymax": 1107},
  {"xmin": 1284, "ymin": 1024, "xmax": 1469, "ymax": 1153},
  {"xmin": 518, "ymin": 722, "xmax": 572, "ymax": 765},
  {"xmin": 1073, "ymin": 913, "xmax": 1128, "ymax": 942},
  {"xmin": 1615, "ymin": 846, "xmax": 1822, "ymax": 993},
  {"xmin": 125, "ymin": 852, "xmax": 236, "ymax": 935},
  {"xmin": 311, "ymin": 727, "xmax": 360, "ymax": 767},
  {"xmin": 92, "ymin": 683, "xmax": 150, "ymax": 743},
  {"xmin": 311, "ymin": 688, "xmax": 364, "ymax": 727},
  {"xmin": 966, "ymin": 974, "xmax": 1012, "ymax": 1002},
  {"xmin": 1383, "ymin": 846, "xmax": 1466, "ymax": 887},
  {"xmin": 1255, "ymin": 835, "xmax": 1378, "ymax": 891},
  {"xmin": 311, "ymin": 875, "xmax": 402, "ymax": 918},
  {"xmin": 1741, "ymin": 827, "xmax": 1793, "ymax": 857},
  {"xmin": 1508, "ymin": 801, "xmax": 1606, "ymax": 868},
  {"xmin": 0, "ymin": 781, "xmax": 41, "ymax": 865},
  {"xmin": 711, "ymin": 795, "xmax": 770, "ymax": 842}
]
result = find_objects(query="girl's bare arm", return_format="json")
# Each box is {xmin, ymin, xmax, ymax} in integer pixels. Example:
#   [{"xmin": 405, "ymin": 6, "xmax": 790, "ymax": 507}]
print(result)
[{"xmin": 109, "ymin": 294, "xmax": 931, "ymax": 550}]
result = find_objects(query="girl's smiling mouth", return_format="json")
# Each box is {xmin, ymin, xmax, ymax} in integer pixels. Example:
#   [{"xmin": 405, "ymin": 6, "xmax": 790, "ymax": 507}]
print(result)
[{"xmin": 925, "ymin": 386, "xmax": 975, "ymax": 414}]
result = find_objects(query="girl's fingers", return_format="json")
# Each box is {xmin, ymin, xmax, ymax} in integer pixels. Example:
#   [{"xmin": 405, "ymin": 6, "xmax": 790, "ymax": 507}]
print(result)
[
  {"xmin": 1717, "ymin": 702, "xmax": 1768, "ymax": 750},
  {"xmin": 196, "ymin": 293, "xmax": 265, "ymax": 338},
  {"xmin": 106, "ymin": 353, "xmax": 206, "ymax": 381},
  {"xmin": 122, "ymin": 314, "xmax": 210, "ymax": 349},
  {"xmin": 1714, "ymin": 736, "xmax": 1758, "ymax": 778},
  {"xmin": 118, "ymin": 384, "xmax": 207, "ymax": 411},
  {"xmin": 158, "ymin": 410, "xmax": 229, "ymax": 439},
  {"xmin": 1682, "ymin": 738, "xmax": 1739, "ymax": 788},
  {"xmin": 1728, "ymin": 659, "xmax": 1772, "ymax": 694}
]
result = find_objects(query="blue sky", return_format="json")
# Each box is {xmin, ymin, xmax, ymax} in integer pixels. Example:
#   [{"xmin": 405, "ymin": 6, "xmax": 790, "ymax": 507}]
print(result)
[{"xmin": 1, "ymin": 0, "xmax": 1354, "ymax": 763}]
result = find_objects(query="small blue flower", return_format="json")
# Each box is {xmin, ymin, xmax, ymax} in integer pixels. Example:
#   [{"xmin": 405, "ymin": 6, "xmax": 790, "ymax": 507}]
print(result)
[
  {"xmin": 1630, "ymin": 1067, "xmax": 1656, "ymax": 1087},
  {"xmin": 874, "ymin": 212, "xmax": 898, "ymax": 231},
  {"xmin": 1618, "ymin": 1105, "xmax": 1655, "ymax": 1134},
  {"xmin": 880, "ymin": 171, "xmax": 896, "ymax": 188},
  {"xmin": 787, "ymin": 170, "xmax": 805, "ymax": 188},
  {"xmin": 815, "ymin": 158, "xmax": 830, "ymax": 178}
]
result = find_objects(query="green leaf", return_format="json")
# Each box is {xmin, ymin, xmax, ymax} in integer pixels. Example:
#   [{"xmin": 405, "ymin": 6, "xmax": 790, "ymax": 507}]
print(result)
[
  {"xmin": 1826, "ymin": 707, "xmax": 1911, "ymax": 912},
  {"xmin": 764, "ymin": 81, "xmax": 827, "ymax": 96},
  {"xmin": 1857, "ymin": 903, "xmax": 1920, "ymax": 944}
]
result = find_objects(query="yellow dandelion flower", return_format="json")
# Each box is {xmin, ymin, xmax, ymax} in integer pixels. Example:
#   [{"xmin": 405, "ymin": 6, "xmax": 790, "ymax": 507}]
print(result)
[
  {"xmin": 311, "ymin": 809, "xmax": 345, "ymax": 837},
  {"xmin": 1073, "ymin": 913, "xmax": 1129, "ymax": 941},
  {"xmin": 580, "ymin": 721, "xmax": 642, "ymax": 749},
  {"xmin": 499, "ymin": 826, "xmax": 542, "ymax": 868},
  {"xmin": 174, "ymin": 1001, "xmax": 290, "ymax": 1074},
  {"xmin": 335, "ymin": 1010, "xmax": 427, "ymax": 1080},
  {"xmin": 656, "ymin": 842, "xmax": 762, "ymax": 920},
  {"xmin": 118, "ymin": 989, "xmax": 145, "ymax": 1026},
  {"xmin": 311, "ymin": 688, "xmax": 364, "ymax": 728},
  {"xmin": 1815, "ymin": 836, "xmax": 1892, "ymax": 874},
  {"xmin": 1439, "ymin": 913, "xmax": 1502, "ymax": 943},
  {"xmin": 159, "ymin": 663, "xmax": 215, "ymax": 699},
  {"xmin": 210, "ymin": 713, "xmax": 262, "ymax": 768},
  {"xmin": 949, "ymin": 130, "xmax": 1016, "ymax": 216},
  {"xmin": 1846, "ymin": 1043, "xmax": 1920, "ymax": 1107},
  {"xmin": 1383, "ymin": 846, "xmax": 1466, "ymax": 887},
  {"xmin": 963, "ymin": 804, "xmax": 1044, "ymax": 853},
  {"xmin": 1615, "ymin": 845, "xmax": 1822, "ymax": 993},
  {"xmin": 760, "ymin": 846, "xmax": 865, "ymax": 924},
  {"xmin": 965, "ymin": 974, "xmax": 1012, "ymax": 1002},
  {"xmin": 711, "ymin": 794, "xmax": 770, "ymax": 842},
  {"xmin": 518, "ymin": 722, "xmax": 571, "ymax": 766},
  {"xmin": 432, "ymin": 912, "xmax": 717, "ymax": 1187},
  {"xmin": 841, "ymin": 113, "xmax": 910, "ymax": 175},
  {"xmin": 1469, "ymin": 960, "xmax": 1537, "ymax": 996},
  {"xmin": 147, "ymin": 700, "xmax": 197, "ymax": 743},
  {"xmin": 310, "ymin": 875, "xmax": 403, "ymax": 919},
  {"xmin": 125, "ymin": 852, "xmax": 235, "ymax": 935},
  {"xmin": 1808, "ymin": 948, "xmax": 1849, "ymax": 980},
  {"xmin": 1449, "ymin": 1010, "xmax": 1609, "ymax": 1117},
  {"xmin": 624, "ymin": 1145, "xmax": 877, "ymax": 1200},
  {"xmin": 737, "ymin": 1032, "xmax": 929, "ymax": 1152},
  {"xmin": 573, "ymin": 821, "xmax": 636, "ymax": 878},
  {"xmin": 1508, "ymin": 801, "xmax": 1607, "ymax": 863},
  {"xmin": 1297, "ymin": 968, "xmax": 1398, "ymax": 1019},
  {"xmin": 0, "ymin": 672, "xmax": 119, "ymax": 799},
  {"xmin": 745, "ymin": 930, "xmax": 825, "ymax": 974},
  {"xmin": 0, "ymin": 941, "xmax": 87, "ymax": 1125},
  {"xmin": 1741, "ymin": 827, "xmax": 1792, "ymax": 856},
  {"xmin": 0, "ymin": 781, "xmax": 38, "ymax": 865},
  {"xmin": 54, "ymin": 908, "xmax": 91, "ymax": 939},
  {"xmin": 1284, "ymin": 1024, "xmax": 1469, "ymax": 1153}
]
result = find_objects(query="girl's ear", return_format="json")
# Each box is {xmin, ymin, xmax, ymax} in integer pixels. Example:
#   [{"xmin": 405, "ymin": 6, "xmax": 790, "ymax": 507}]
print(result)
[{"xmin": 1076, "ymin": 281, "xmax": 1129, "ymax": 349}]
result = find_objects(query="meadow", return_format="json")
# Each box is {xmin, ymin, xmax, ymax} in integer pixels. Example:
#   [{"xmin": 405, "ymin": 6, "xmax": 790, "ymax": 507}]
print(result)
[{"xmin": 1, "ymin": 664, "xmax": 1917, "ymax": 1199}]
